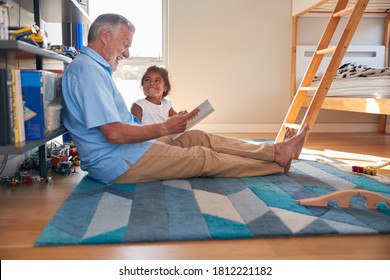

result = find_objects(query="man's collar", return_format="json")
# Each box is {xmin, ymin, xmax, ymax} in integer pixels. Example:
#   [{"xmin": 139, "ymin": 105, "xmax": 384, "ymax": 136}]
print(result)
[{"xmin": 80, "ymin": 46, "xmax": 113, "ymax": 75}]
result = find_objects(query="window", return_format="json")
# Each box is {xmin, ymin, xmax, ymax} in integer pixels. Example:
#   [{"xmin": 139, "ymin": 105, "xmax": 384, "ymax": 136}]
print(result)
[{"xmin": 88, "ymin": 0, "xmax": 167, "ymax": 108}]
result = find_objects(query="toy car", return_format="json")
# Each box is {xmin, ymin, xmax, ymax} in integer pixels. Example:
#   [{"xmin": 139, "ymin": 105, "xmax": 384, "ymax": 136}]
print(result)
[
  {"xmin": 1, "ymin": 176, "xmax": 19, "ymax": 186},
  {"xmin": 352, "ymin": 166, "xmax": 364, "ymax": 173},
  {"xmin": 352, "ymin": 165, "xmax": 377, "ymax": 176},
  {"xmin": 51, "ymin": 155, "xmax": 72, "ymax": 175},
  {"xmin": 19, "ymin": 171, "xmax": 33, "ymax": 184},
  {"xmin": 363, "ymin": 167, "xmax": 376, "ymax": 176},
  {"xmin": 49, "ymin": 44, "xmax": 78, "ymax": 59}
]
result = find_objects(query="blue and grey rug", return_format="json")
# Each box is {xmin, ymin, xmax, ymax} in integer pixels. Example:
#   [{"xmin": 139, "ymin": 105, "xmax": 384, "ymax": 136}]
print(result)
[{"xmin": 35, "ymin": 158, "xmax": 390, "ymax": 246}]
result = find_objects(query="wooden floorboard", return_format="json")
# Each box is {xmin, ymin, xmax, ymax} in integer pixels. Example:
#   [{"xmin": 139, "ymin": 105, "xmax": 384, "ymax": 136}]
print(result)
[{"xmin": 1, "ymin": 132, "xmax": 389, "ymax": 260}]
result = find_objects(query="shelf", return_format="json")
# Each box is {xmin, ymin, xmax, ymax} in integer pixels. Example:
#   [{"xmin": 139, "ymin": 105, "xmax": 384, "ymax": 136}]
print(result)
[
  {"xmin": 0, "ymin": 40, "xmax": 72, "ymax": 63},
  {"xmin": 0, "ymin": 127, "xmax": 68, "ymax": 155},
  {"xmin": 18, "ymin": 0, "xmax": 91, "ymax": 24}
]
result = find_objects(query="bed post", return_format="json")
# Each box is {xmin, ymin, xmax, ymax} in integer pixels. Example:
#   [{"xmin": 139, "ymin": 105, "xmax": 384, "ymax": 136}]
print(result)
[
  {"xmin": 380, "ymin": 12, "xmax": 390, "ymax": 133},
  {"xmin": 291, "ymin": 15, "xmax": 299, "ymax": 100},
  {"xmin": 385, "ymin": 13, "xmax": 390, "ymax": 67}
]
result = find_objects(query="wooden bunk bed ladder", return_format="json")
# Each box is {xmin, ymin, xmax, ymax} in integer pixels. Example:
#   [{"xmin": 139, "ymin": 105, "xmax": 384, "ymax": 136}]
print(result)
[{"xmin": 275, "ymin": 0, "xmax": 370, "ymax": 158}]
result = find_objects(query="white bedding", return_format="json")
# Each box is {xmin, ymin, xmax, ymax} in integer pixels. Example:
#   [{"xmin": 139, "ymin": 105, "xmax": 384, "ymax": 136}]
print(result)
[{"xmin": 310, "ymin": 63, "xmax": 390, "ymax": 98}]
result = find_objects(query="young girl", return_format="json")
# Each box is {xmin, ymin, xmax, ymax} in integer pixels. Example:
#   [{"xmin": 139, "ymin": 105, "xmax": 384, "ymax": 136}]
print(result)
[{"xmin": 131, "ymin": 65, "xmax": 180, "ymax": 124}]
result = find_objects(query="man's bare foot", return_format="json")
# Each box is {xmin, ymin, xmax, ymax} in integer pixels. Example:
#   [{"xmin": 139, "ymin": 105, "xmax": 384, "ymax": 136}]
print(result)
[
  {"xmin": 274, "ymin": 124, "xmax": 309, "ymax": 172},
  {"xmin": 283, "ymin": 128, "xmax": 298, "ymax": 172},
  {"xmin": 283, "ymin": 160, "xmax": 292, "ymax": 173}
]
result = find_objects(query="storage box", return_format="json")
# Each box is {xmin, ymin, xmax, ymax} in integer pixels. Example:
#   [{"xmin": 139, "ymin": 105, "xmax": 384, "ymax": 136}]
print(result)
[
  {"xmin": 46, "ymin": 104, "xmax": 62, "ymax": 133},
  {"xmin": 0, "ymin": 5, "xmax": 9, "ymax": 40},
  {"xmin": 21, "ymin": 70, "xmax": 60, "ymax": 140}
]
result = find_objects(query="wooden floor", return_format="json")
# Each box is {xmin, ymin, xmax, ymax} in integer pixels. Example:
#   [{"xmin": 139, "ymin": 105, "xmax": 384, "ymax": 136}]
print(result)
[{"xmin": 1, "ymin": 132, "xmax": 390, "ymax": 260}]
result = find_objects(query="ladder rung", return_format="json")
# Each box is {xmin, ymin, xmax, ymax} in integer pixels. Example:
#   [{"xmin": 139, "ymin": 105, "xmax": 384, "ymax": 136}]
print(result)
[
  {"xmin": 284, "ymin": 123, "xmax": 302, "ymax": 130},
  {"xmin": 300, "ymin": 86, "xmax": 318, "ymax": 91},
  {"xmin": 316, "ymin": 47, "xmax": 336, "ymax": 55},
  {"xmin": 333, "ymin": 6, "xmax": 355, "ymax": 18}
]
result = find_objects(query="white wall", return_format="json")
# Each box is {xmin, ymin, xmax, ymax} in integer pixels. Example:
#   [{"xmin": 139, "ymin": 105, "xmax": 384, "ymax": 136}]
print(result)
[
  {"xmin": 168, "ymin": 0, "xmax": 293, "ymax": 133},
  {"xmin": 292, "ymin": 0, "xmax": 325, "ymax": 16},
  {"xmin": 168, "ymin": 0, "xmax": 386, "ymax": 133}
]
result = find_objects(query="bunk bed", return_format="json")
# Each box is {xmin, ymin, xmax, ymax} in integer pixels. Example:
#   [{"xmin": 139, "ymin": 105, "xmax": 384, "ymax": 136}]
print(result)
[{"xmin": 291, "ymin": 0, "xmax": 390, "ymax": 131}]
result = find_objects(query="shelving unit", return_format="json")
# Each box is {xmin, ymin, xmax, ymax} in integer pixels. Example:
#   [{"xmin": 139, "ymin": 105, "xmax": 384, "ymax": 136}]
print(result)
[
  {"xmin": 0, "ymin": 40, "xmax": 72, "ymax": 63},
  {"xmin": 19, "ymin": 0, "xmax": 90, "ymax": 24},
  {"xmin": 0, "ymin": 0, "xmax": 90, "ymax": 178},
  {"xmin": 0, "ymin": 127, "xmax": 68, "ymax": 155}
]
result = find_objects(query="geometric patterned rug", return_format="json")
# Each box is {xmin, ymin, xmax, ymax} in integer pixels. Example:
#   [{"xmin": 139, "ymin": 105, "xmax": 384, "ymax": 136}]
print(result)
[{"xmin": 35, "ymin": 157, "xmax": 390, "ymax": 246}]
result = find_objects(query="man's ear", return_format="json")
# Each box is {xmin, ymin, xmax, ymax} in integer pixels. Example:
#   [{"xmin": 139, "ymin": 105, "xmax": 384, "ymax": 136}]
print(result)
[{"xmin": 99, "ymin": 28, "xmax": 111, "ymax": 45}]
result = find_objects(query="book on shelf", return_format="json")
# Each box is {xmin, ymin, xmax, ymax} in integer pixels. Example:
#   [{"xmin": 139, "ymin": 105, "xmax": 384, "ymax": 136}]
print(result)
[
  {"xmin": 0, "ymin": 69, "xmax": 15, "ymax": 145},
  {"xmin": 12, "ymin": 70, "xmax": 26, "ymax": 144},
  {"xmin": 0, "ymin": 69, "xmax": 9, "ymax": 145}
]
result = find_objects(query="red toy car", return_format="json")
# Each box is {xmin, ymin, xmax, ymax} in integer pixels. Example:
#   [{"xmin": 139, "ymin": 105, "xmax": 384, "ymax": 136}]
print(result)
[{"xmin": 352, "ymin": 166, "xmax": 364, "ymax": 173}]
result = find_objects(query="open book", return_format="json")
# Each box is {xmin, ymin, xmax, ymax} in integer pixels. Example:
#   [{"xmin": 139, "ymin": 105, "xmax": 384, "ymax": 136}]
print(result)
[{"xmin": 171, "ymin": 99, "xmax": 215, "ymax": 139}]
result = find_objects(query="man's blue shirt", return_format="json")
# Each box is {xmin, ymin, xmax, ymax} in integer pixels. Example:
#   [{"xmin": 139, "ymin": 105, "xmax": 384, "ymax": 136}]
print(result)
[{"xmin": 61, "ymin": 46, "xmax": 154, "ymax": 183}]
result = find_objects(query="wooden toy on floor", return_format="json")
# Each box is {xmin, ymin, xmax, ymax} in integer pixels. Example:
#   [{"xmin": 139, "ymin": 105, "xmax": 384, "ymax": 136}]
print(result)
[
  {"xmin": 352, "ymin": 161, "xmax": 390, "ymax": 176},
  {"xmin": 297, "ymin": 189, "xmax": 390, "ymax": 210},
  {"xmin": 323, "ymin": 149, "xmax": 390, "ymax": 176},
  {"xmin": 298, "ymin": 150, "xmax": 390, "ymax": 210}
]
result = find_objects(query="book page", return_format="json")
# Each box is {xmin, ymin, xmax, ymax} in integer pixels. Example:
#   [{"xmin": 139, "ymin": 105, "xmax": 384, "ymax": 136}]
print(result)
[{"xmin": 171, "ymin": 99, "xmax": 215, "ymax": 139}]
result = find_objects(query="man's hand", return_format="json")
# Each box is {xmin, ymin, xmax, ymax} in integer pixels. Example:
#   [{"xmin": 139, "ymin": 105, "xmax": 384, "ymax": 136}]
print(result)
[
  {"xmin": 99, "ymin": 108, "xmax": 200, "ymax": 144},
  {"xmin": 165, "ymin": 108, "xmax": 200, "ymax": 134}
]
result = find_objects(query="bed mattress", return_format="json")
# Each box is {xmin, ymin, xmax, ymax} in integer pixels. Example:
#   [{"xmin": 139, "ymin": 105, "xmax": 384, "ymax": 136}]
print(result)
[{"xmin": 310, "ymin": 63, "xmax": 390, "ymax": 98}]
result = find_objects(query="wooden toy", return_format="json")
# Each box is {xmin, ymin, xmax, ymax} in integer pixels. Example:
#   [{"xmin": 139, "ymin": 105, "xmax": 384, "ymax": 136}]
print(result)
[
  {"xmin": 298, "ymin": 150, "xmax": 390, "ymax": 210},
  {"xmin": 352, "ymin": 161, "xmax": 390, "ymax": 176},
  {"xmin": 297, "ymin": 189, "xmax": 390, "ymax": 210},
  {"xmin": 323, "ymin": 149, "xmax": 390, "ymax": 176}
]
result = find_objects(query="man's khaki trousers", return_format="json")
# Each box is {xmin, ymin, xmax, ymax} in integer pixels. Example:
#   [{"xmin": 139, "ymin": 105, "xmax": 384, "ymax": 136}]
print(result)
[{"xmin": 112, "ymin": 130, "xmax": 283, "ymax": 184}]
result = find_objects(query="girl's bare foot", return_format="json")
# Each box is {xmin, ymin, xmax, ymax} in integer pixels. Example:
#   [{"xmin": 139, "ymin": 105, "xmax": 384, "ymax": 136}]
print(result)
[{"xmin": 274, "ymin": 125, "xmax": 309, "ymax": 172}]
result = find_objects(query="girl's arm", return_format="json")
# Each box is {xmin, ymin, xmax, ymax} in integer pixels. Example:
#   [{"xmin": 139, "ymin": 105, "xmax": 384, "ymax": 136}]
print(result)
[
  {"xmin": 169, "ymin": 107, "xmax": 178, "ymax": 117},
  {"xmin": 131, "ymin": 103, "xmax": 143, "ymax": 123}
]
